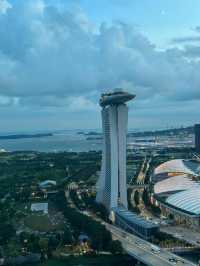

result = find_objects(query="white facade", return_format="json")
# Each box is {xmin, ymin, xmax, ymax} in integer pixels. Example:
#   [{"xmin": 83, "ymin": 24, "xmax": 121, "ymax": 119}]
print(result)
[
  {"xmin": 153, "ymin": 159, "xmax": 200, "ymax": 219},
  {"xmin": 154, "ymin": 174, "xmax": 198, "ymax": 195},
  {"xmin": 31, "ymin": 202, "xmax": 48, "ymax": 214},
  {"xmin": 97, "ymin": 102, "xmax": 129, "ymax": 210},
  {"xmin": 154, "ymin": 159, "xmax": 200, "ymax": 177},
  {"xmin": 166, "ymin": 187, "xmax": 200, "ymax": 215}
]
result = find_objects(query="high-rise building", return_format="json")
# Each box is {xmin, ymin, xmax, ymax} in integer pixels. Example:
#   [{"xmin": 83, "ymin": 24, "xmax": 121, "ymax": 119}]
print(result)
[
  {"xmin": 195, "ymin": 124, "xmax": 200, "ymax": 153},
  {"xmin": 96, "ymin": 89, "xmax": 135, "ymax": 210}
]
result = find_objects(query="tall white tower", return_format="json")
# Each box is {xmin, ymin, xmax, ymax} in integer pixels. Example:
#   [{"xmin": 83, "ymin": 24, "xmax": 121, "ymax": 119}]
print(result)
[{"xmin": 96, "ymin": 89, "xmax": 135, "ymax": 210}]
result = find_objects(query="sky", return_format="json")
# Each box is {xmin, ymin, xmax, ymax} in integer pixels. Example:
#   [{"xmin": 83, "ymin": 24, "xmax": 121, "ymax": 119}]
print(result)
[{"xmin": 1, "ymin": 0, "xmax": 200, "ymax": 132}]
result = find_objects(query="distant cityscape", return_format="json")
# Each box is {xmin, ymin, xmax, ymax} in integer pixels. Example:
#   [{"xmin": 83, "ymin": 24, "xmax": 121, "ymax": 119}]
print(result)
[
  {"xmin": 1, "ymin": 1, "xmax": 200, "ymax": 265},
  {"xmin": 1, "ymin": 90, "xmax": 200, "ymax": 266},
  {"xmin": 0, "ymin": 125, "xmax": 196, "ymax": 153}
]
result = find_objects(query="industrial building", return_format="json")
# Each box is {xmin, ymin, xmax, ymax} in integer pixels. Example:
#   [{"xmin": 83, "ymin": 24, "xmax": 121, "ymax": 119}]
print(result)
[{"xmin": 153, "ymin": 159, "xmax": 200, "ymax": 228}]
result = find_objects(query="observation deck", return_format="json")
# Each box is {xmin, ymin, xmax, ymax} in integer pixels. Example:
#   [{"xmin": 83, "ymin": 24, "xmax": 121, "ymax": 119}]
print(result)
[{"xmin": 99, "ymin": 89, "xmax": 135, "ymax": 107}]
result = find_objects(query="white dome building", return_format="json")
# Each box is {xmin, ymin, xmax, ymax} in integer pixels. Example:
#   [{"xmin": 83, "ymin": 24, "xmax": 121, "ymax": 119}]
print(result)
[
  {"xmin": 166, "ymin": 187, "xmax": 200, "ymax": 216},
  {"xmin": 154, "ymin": 159, "xmax": 200, "ymax": 179},
  {"xmin": 153, "ymin": 159, "xmax": 200, "ymax": 228}
]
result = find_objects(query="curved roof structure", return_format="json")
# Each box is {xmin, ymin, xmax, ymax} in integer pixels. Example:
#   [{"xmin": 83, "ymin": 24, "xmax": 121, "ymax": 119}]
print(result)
[
  {"xmin": 166, "ymin": 187, "xmax": 200, "ymax": 215},
  {"xmin": 154, "ymin": 174, "xmax": 198, "ymax": 195},
  {"xmin": 154, "ymin": 159, "xmax": 200, "ymax": 216},
  {"xmin": 39, "ymin": 180, "xmax": 57, "ymax": 188},
  {"xmin": 99, "ymin": 90, "xmax": 135, "ymax": 107},
  {"xmin": 154, "ymin": 159, "xmax": 200, "ymax": 177}
]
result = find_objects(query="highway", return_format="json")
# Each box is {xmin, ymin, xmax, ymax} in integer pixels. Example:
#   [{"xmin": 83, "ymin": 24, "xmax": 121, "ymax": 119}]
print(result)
[
  {"xmin": 106, "ymin": 224, "xmax": 197, "ymax": 266},
  {"xmin": 129, "ymin": 156, "xmax": 152, "ymax": 186},
  {"xmin": 161, "ymin": 226, "xmax": 200, "ymax": 248},
  {"xmin": 136, "ymin": 156, "xmax": 151, "ymax": 185},
  {"xmin": 68, "ymin": 193, "xmax": 197, "ymax": 266}
]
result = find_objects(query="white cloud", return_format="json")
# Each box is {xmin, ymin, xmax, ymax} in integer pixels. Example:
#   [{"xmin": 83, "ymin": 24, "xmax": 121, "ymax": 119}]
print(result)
[
  {"xmin": 0, "ymin": 0, "xmax": 12, "ymax": 15},
  {"xmin": 161, "ymin": 10, "xmax": 166, "ymax": 16},
  {"xmin": 67, "ymin": 96, "xmax": 98, "ymax": 112},
  {"xmin": 0, "ymin": 0, "xmax": 200, "ymax": 129},
  {"xmin": 30, "ymin": 0, "xmax": 46, "ymax": 15}
]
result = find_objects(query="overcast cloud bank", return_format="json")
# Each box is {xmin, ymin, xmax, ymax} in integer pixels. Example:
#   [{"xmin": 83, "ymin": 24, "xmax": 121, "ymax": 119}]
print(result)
[{"xmin": 0, "ymin": 0, "xmax": 200, "ymax": 130}]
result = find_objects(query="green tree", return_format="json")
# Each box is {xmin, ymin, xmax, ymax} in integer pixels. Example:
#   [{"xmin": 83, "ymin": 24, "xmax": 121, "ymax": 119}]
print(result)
[
  {"xmin": 39, "ymin": 238, "xmax": 49, "ymax": 252},
  {"xmin": 0, "ymin": 223, "xmax": 15, "ymax": 245},
  {"xmin": 48, "ymin": 236, "xmax": 60, "ymax": 253},
  {"xmin": 63, "ymin": 228, "xmax": 73, "ymax": 245},
  {"xmin": 168, "ymin": 213, "xmax": 174, "ymax": 220},
  {"xmin": 142, "ymin": 189, "xmax": 151, "ymax": 206},
  {"xmin": 134, "ymin": 190, "xmax": 140, "ymax": 206},
  {"xmin": 109, "ymin": 240, "xmax": 123, "ymax": 254}
]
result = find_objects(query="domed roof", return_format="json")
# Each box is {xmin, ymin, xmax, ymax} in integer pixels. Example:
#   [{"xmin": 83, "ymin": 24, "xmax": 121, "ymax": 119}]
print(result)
[
  {"xmin": 166, "ymin": 187, "xmax": 200, "ymax": 215},
  {"xmin": 154, "ymin": 174, "xmax": 198, "ymax": 195},
  {"xmin": 154, "ymin": 159, "xmax": 200, "ymax": 177}
]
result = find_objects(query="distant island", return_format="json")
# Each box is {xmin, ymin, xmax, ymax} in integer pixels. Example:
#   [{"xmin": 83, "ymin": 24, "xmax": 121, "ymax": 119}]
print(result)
[
  {"xmin": 0, "ymin": 126, "xmax": 193, "ymax": 141},
  {"xmin": 0, "ymin": 133, "xmax": 53, "ymax": 140},
  {"xmin": 85, "ymin": 126, "xmax": 194, "ymax": 140},
  {"xmin": 86, "ymin": 137, "xmax": 103, "ymax": 140},
  {"xmin": 128, "ymin": 126, "xmax": 194, "ymax": 137},
  {"xmin": 84, "ymin": 131, "xmax": 102, "ymax": 136}
]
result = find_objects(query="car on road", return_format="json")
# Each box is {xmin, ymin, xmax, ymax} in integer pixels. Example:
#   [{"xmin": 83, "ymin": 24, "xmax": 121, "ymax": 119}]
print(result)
[
  {"xmin": 169, "ymin": 257, "xmax": 178, "ymax": 264},
  {"xmin": 135, "ymin": 241, "xmax": 143, "ymax": 246},
  {"xmin": 150, "ymin": 244, "xmax": 160, "ymax": 253},
  {"xmin": 122, "ymin": 232, "xmax": 126, "ymax": 238}
]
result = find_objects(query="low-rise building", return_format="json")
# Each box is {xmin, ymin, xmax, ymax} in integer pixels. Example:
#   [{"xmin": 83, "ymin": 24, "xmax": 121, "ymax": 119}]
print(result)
[
  {"xmin": 31, "ymin": 202, "xmax": 48, "ymax": 214},
  {"xmin": 39, "ymin": 180, "xmax": 57, "ymax": 189},
  {"xmin": 111, "ymin": 207, "xmax": 159, "ymax": 240}
]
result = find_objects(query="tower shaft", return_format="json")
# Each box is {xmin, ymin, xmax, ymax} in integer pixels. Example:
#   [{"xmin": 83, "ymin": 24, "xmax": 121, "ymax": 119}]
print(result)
[
  {"xmin": 97, "ymin": 104, "xmax": 128, "ymax": 210},
  {"xmin": 96, "ymin": 89, "xmax": 135, "ymax": 211}
]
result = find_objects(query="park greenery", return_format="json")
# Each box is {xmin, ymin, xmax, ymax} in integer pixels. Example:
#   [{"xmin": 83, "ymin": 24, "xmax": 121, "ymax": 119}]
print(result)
[
  {"xmin": 0, "ymin": 146, "xmax": 196, "ymax": 264},
  {"xmin": 53, "ymin": 191, "xmax": 123, "ymax": 254},
  {"xmin": 0, "ymin": 150, "xmax": 125, "ymax": 264}
]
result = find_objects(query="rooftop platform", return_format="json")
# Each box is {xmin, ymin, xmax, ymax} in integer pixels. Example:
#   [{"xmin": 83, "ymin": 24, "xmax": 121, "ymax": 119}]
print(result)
[{"xmin": 100, "ymin": 89, "xmax": 135, "ymax": 107}]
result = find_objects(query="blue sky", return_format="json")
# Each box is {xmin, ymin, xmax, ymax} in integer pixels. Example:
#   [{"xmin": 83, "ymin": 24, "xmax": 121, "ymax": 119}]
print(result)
[
  {"xmin": 59, "ymin": 0, "xmax": 200, "ymax": 46},
  {"xmin": 0, "ymin": 0, "xmax": 200, "ymax": 132}
]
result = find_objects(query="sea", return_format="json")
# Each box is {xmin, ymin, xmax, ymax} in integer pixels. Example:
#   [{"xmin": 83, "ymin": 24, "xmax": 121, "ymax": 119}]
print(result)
[
  {"xmin": 0, "ymin": 129, "xmax": 193, "ymax": 153},
  {"xmin": 0, "ymin": 131, "xmax": 103, "ymax": 153}
]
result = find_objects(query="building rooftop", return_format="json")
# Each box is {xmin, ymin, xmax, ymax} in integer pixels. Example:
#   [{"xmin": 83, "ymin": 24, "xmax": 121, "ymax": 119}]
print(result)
[
  {"xmin": 154, "ymin": 159, "xmax": 200, "ymax": 216},
  {"xmin": 113, "ymin": 207, "xmax": 158, "ymax": 229},
  {"xmin": 154, "ymin": 174, "xmax": 199, "ymax": 195},
  {"xmin": 166, "ymin": 187, "xmax": 200, "ymax": 215},
  {"xmin": 100, "ymin": 89, "xmax": 135, "ymax": 107},
  {"xmin": 39, "ymin": 180, "xmax": 57, "ymax": 188},
  {"xmin": 154, "ymin": 159, "xmax": 200, "ymax": 177},
  {"xmin": 31, "ymin": 202, "xmax": 48, "ymax": 214}
]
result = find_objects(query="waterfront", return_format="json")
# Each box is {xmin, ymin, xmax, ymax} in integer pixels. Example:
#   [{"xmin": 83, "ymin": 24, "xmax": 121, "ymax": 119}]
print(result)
[
  {"xmin": 0, "ymin": 132, "xmax": 101, "ymax": 152},
  {"xmin": 0, "ymin": 130, "xmax": 194, "ymax": 153}
]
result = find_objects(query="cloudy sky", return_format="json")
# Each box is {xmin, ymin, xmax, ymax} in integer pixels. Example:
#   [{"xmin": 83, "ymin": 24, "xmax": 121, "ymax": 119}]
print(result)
[{"xmin": 1, "ymin": 0, "xmax": 200, "ymax": 132}]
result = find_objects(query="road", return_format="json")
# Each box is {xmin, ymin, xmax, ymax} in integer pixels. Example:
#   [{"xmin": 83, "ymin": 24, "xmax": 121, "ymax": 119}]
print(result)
[
  {"xmin": 136, "ymin": 157, "xmax": 147, "ymax": 185},
  {"xmin": 161, "ymin": 226, "xmax": 200, "ymax": 248},
  {"xmin": 129, "ymin": 156, "xmax": 152, "ymax": 186},
  {"xmin": 67, "ymin": 192, "xmax": 197, "ymax": 266},
  {"xmin": 106, "ymin": 224, "xmax": 197, "ymax": 266}
]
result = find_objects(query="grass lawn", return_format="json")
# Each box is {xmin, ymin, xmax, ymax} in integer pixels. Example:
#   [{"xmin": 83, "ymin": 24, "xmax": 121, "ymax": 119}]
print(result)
[
  {"xmin": 35, "ymin": 255, "xmax": 134, "ymax": 266},
  {"xmin": 24, "ymin": 214, "xmax": 63, "ymax": 231}
]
